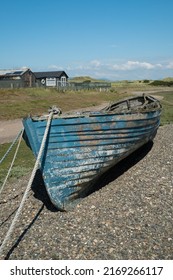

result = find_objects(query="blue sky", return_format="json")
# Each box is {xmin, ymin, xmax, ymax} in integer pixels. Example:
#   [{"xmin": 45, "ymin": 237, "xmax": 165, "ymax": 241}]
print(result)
[{"xmin": 1, "ymin": 0, "xmax": 173, "ymax": 80}]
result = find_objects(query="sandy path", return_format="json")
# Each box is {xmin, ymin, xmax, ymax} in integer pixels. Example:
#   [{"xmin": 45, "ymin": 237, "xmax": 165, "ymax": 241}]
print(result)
[{"xmin": 0, "ymin": 119, "xmax": 23, "ymax": 144}]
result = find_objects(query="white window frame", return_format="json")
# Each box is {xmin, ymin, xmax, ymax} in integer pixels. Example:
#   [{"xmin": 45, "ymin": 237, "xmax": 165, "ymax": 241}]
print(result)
[
  {"xmin": 60, "ymin": 76, "xmax": 66, "ymax": 86},
  {"xmin": 46, "ymin": 78, "xmax": 56, "ymax": 87}
]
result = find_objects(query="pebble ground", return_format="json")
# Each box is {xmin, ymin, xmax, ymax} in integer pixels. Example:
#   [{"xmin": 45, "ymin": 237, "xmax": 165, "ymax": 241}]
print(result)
[{"xmin": 0, "ymin": 125, "xmax": 173, "ymax": 260}]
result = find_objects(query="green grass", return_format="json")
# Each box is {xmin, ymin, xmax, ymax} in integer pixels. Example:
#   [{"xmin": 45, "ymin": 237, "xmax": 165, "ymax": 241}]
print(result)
[
  {"xmin": 0, "ymin": 140, "xmax": 35, "ymax": 185},
  {"xmin": 153, "ymin": 91, "xmax": 173, "ymax": 125}
]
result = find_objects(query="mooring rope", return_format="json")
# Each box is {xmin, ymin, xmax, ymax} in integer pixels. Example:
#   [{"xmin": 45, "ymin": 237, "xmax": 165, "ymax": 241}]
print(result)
[
  {"xmin": 0, "ymin": 112, "xmax": 53, "ymax": 259},
  {"xmin": 0, "ymin": 129, "xmax": 24, "ymax": 197},
  {"xmin": 0, "ymin": 129, "xmax": 24, "ymax": 165}
]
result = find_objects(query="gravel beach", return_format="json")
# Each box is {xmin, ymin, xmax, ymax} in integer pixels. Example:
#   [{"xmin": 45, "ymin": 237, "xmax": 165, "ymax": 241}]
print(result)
[{"xmin": 0, "ymin": 124, "xmax": 173, "ymax": 260}]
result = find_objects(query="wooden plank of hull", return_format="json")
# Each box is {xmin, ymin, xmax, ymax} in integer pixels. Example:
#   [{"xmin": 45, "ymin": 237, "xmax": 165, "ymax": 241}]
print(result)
[{"xmin": 23, "ymin": 97, "xmax": 161, "ymax": 210}]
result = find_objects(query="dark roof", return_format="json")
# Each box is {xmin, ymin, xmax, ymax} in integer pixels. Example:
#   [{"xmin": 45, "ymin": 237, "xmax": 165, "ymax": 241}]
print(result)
[
  {"xmin": 0, "ymin": 68, "xmax": 30, "ymax": 77},
  {"xmin": 34, "ymin": 71, "xmax": 68, "ymax": 79}
]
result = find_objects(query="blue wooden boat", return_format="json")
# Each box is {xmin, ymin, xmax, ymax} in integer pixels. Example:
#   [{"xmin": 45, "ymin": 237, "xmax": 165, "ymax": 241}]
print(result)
[{"xmin": 23, "ymin": 95, "xmax": 161, "ymax": 211}]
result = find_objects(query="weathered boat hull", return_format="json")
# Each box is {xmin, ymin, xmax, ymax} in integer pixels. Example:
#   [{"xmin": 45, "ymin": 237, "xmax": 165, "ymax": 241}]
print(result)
[{"xmin": 23, "ymin": 95, "xmax": 161, "ymax": 210}]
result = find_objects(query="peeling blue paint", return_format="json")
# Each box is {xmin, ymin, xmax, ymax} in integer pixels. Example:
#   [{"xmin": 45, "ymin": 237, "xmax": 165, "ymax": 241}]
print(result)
[{"xmin": 23, "ymin": 95, "xmax": 161, "ymax": 211}]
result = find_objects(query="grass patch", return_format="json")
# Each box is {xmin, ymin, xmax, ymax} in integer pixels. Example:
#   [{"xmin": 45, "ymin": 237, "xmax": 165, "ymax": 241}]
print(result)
[
  {"xmin": 0, "ymin": 88, "xmax": 130, "ymax": 120},
  {"xmin": 0, "ymin": 140, "xmax": 35, "ymax": 185},
  {"xmin": 150, "ymin": 91, "xmax": 173, "ymax": 125}
]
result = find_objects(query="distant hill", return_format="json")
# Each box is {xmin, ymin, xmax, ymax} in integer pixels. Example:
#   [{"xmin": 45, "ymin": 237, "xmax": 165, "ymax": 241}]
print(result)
[
  {"xmin": 150, "ymin": 78, "xmax": 173, "ymax": 86},
  {"xmin": 69, "ymin": 76, "xmax": 109, "ymax": 83},
  {"xmin": 69, "ymin": 76, "xmax": 173, "ymax": 87},
  {"xmin": 162, "ymin": 77, "xmax": 173, "ymax": 82}
]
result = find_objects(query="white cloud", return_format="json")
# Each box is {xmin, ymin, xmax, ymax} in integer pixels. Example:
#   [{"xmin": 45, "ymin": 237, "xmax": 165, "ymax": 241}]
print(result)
[
  {"xmin": 166, "ymin": 61, "xmax": 173, "ymax": 69},
  {"xmin": 48, "ymin": 64, "xmax": 63, "ymax": 70},
  {"xmin": 46, "ymin": 59, "xmax": 173, "ymax": 80},
  {"xmin": 112, "ymin": 61, "xmax": 159, "ymax": 71},
  {"xmin": 21, "ymin": 66, "xmax": 29, "ymax": 69},
  {"xmin": 89, "ymin": 60, "xmax": 101, "ymax": 68}
]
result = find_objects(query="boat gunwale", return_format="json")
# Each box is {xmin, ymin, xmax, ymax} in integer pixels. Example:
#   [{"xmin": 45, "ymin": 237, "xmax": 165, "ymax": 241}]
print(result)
[{"xmin": 27, "ymin": 95, "xmax": 161, "ymax": 122}]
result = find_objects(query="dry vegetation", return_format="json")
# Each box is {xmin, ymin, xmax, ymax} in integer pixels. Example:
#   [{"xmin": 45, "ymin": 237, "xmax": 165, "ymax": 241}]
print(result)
[{"xmin": 0, "ymin": 88, "xmax": 129, "ymax": 120}]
